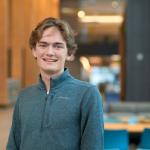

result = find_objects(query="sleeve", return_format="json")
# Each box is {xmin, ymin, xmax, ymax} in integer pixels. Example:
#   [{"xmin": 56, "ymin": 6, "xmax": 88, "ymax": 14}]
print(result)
[
  {"xmin": 6, "ymin": 98, "xmax": 21, "ymax": 150},
  {"xmin": 80, "ymin": 85, "xmax": 104, "ymax": 150}
]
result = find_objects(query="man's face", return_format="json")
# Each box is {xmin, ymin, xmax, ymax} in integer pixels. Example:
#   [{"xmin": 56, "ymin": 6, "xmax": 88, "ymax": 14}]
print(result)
[{"xmin": 32, "ymin": 27, "xmax": 70, "ymax": 76}]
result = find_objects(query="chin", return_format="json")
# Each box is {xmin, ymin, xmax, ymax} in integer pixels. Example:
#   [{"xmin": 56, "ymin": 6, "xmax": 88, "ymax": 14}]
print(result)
[
  {"xmin": 44, "ymin": 69, "xmax": 56, "ymax": 73},
  {"xmin": 42, "ymin": 68, "xmax": 59, "ymax": 74}
]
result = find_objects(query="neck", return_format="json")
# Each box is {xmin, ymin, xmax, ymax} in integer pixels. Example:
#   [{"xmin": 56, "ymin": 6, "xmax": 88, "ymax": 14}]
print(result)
[{"xmin": 40, "ymin": 69, "xmax": 64, "ymax": 92}]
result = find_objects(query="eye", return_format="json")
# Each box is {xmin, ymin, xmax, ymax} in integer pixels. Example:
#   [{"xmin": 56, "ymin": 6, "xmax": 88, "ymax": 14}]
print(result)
[
  {"xmin": 56, "ymin": 45, "xmax": 63, "ymax": 48},
  {"xmin": 38, "ymin": 43, "xmax": 49, "ymax": 49},
  {"xmin": 53, "ymin": 43, "xmax": 64, "ymax": 49}
]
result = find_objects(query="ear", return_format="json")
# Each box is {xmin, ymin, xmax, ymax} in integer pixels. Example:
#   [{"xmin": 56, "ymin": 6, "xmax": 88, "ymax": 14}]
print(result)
[
  {"xmin": 32, "ymin": 48, "xmax": 37, "ymax": 59},
  {"xmin": 66, "ymin": 54, "xmax": 75, "ymax": 61}
]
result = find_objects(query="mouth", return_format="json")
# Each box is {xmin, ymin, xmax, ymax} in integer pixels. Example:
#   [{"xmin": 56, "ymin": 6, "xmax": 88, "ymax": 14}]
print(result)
[{"xmin": 42, "ymin": 58, "xmax": 58, "ymax": 63}]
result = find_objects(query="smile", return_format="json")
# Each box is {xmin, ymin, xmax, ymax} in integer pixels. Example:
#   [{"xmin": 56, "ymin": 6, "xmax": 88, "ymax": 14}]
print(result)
[{"xmin": 42, "ymin": 58, "xmax": 57, "ymax": 62}]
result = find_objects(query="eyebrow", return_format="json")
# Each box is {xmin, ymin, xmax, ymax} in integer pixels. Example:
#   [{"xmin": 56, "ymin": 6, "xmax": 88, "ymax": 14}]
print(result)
[
  {"xmin": 38, "ymin": 41, "xmax": 65, "ymax": 46},
  {"xmin": 38, "ymin": 41, "xmax": 49, "ymax": 44},
  {"xmin": 54, "ymin": 42, "xmax": 65, "ymax": 46}
]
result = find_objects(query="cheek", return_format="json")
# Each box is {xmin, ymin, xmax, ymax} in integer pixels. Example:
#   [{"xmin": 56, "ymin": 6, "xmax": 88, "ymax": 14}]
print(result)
[
  {"xmin": 36, "ymin": 51, "xmax": 44, "ymax": 58},
  {"xmin": 56, "ymin": 51, "xmax": 68, "ymax": 59}
]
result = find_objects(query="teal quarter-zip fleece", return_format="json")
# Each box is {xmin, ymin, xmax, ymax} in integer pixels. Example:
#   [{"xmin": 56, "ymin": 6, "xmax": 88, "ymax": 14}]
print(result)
[{"xmin": 7, "ymin": 69, "xmax": 104, "ymax": 150}]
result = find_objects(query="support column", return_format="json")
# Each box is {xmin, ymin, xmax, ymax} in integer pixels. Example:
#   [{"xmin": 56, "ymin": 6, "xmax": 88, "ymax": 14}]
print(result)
[{"xmin": 126, "ymin": 0, "xmax": 150, "ymax": 101}]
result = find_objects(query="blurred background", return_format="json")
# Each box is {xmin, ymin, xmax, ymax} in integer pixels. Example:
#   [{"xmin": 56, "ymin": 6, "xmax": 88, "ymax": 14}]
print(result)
[{"xmin": 1, "ymin": 0, "xmax": 150, "ymax": 149}]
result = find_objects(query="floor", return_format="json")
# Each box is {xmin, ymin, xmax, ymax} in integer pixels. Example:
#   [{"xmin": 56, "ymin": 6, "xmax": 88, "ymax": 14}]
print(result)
[{"xmin": 0, "ymin": 106, "xmax": 13, "ymax": 150}]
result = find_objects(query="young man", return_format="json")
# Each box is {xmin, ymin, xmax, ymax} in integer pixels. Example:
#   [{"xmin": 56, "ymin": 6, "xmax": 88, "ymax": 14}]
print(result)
[{"xmin": 7, "ymin": 17, "xmax": 104, "ymax": 150}]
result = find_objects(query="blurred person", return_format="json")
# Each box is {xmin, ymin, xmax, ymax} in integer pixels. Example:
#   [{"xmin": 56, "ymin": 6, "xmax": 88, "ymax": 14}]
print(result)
[{"xmin": 6, "ymin": 17, "xmax": 104, "ymax": 150}]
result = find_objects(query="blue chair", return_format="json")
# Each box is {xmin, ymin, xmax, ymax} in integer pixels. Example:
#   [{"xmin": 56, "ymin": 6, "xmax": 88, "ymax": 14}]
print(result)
[
  {"xmin": 104, "ymin": 129, "xmax": 129, "ymax": 150},
  {"xmin": 138, "ymin": 128, "xmax": 150, "ymax": 149}
]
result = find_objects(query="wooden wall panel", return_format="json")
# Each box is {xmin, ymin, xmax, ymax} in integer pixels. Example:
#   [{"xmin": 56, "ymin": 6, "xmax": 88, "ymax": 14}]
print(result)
[
  {"xmin": 11, "ymin": 0, "xmax": 24, "ymax": 80},
  {"xmin": 23, "ymin": 0, "xmax": 59, "ymax": 86},
  {"xmin": 0, "ymin": 0, "xmax": 59, "ymax": 105},
  {"xmin": 10, "ymin": 0, "xmax": 59, "ymax": 87},
  {"xmin": 0, "ymin": 0, "xmax": 9, "ymax": 105}
]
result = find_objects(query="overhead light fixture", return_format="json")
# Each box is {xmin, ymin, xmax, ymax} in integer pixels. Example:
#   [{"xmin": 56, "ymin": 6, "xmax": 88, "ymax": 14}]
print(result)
[
  {"xmin": 79, "ymin": 15, "xmax": 123, "ymax": 24},
  {"xmin": 77, "ymin": 10, "xmax": 85, "ymax": 18}
]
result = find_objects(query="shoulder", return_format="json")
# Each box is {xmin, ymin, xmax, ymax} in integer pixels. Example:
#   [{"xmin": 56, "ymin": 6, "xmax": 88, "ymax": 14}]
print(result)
[
  {"xmin": 69, "ymin": 76, "xmax": 95, "ymax": 89},
  {"xmin": 17, "ymin": 84, "xmax": 39, "ymax": 98},
  {"xmin": 68, "ymin": 76, "xmax": 101, "ymax": 97}
]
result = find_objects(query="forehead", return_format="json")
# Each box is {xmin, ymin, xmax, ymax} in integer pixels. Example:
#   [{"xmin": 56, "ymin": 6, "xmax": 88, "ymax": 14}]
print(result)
[{"xmin": 41, "ymin": 27, "xmax": 64, "ymax": 40}]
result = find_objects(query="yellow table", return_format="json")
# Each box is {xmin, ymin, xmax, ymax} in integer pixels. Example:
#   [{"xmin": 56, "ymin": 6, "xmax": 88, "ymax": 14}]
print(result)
[
  {"xmin": 104, "ymin": 114, "xmax": 150, "ymax": 132},
  {"xmin": 104, "ymin": 122, "xmax": 150, "ymax": 133}
]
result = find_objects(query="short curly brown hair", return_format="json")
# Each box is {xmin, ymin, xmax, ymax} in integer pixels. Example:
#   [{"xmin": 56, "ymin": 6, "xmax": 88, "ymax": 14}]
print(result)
[{"xmin": 29, "ymin": 17, "xmax": 77, "ymax": 55}]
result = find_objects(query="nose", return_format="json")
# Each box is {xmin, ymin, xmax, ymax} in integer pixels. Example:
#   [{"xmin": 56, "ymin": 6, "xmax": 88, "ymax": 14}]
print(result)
[{"xmin": 46, "ymin": 45, "xmax": 55, "ymax": 56}]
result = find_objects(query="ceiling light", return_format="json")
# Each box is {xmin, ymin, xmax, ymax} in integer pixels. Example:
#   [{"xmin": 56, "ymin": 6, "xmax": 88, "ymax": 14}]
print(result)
[
  {"xmin": 79, "ymin": 15, "xmax": 123, "ymax": 24},
  {"xmin": 78, "ymin": 10, "xmax": 86, "ymax": 18}
]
